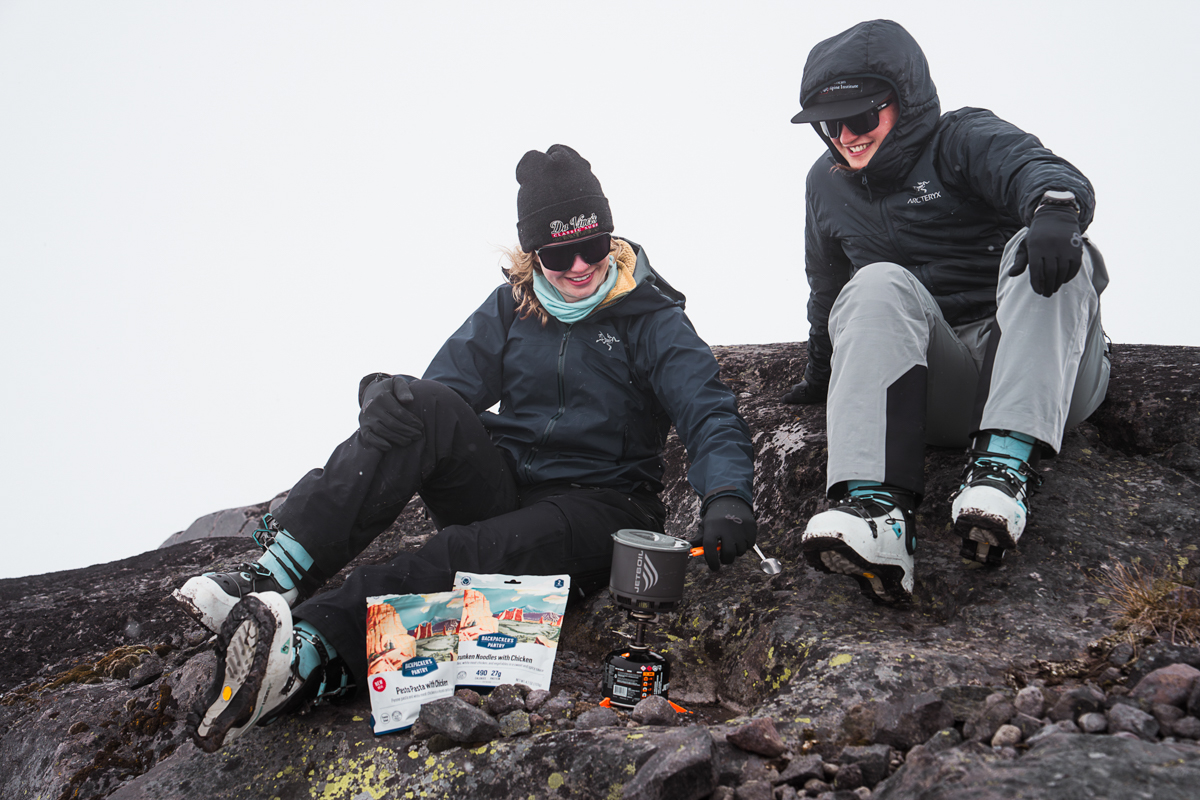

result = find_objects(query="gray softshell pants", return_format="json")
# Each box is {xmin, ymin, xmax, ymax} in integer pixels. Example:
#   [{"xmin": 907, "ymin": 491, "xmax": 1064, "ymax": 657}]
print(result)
[{"xmin": 825, "ymin": 228, "xmax": 1110, "ymax": 498}]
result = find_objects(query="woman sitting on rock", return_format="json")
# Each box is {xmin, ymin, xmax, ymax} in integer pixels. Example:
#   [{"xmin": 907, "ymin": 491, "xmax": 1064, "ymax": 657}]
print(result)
[
  {"xmin": 174, "ymin": 144, "xmax": 757, "ymax": 751},
  {"xmin": 784, "ymin": 19, "xmax": 1110, "ymax": 604}
]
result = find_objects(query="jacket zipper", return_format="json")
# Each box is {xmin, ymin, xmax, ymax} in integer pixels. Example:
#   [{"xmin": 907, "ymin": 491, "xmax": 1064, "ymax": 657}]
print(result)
[{"xmin": 522, "ymin": 326, "xmax": 572, "ymax": 482}]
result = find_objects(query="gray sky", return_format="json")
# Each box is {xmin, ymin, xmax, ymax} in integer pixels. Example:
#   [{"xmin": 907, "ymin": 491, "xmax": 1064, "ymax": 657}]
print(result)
[{"xmin": 2, "ymin": 1, "xmax": 1197, "ymax": 579}]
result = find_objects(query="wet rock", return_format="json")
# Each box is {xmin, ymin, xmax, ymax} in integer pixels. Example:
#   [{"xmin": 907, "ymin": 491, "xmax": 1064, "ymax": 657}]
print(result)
[
  {"xmin": 838, "ymin": 744, "xmax": 891, "ymax": 788},
  {"xmin": 574, "ymin": 706, "xmax": 620, "ymax": 730},
  {"xmin": 777, "ymin": 754, "xmax": 825, "ymax": 786},
  {"xmin": 1014, "ymin": 685, "xmax": 1046, "ymax": 717},
  {"xmin": 727, "ymin": 717, "xmax": 787, "ymax": 758},
  {"xmin": 631, "ymin": 695, "xmax": 678, "ymax": 727},
  {"xmin": 417, "ymin": 696, "xmax": 501, "ymax": 743},
  {"xmin": 991, "ymin": 724, "xmax": 1023, "ymax": 748},
  {"xmin": 484, "ymin": 683, "xmax": 525, "ymax": 716},
  {"xmin": 872, "ymin": 692, "xmax": 954, "ymax": 750},
  {"xmin": 1132, "ymin": 663, "xmax": 1200, "ymax": 707},
  {"xmin": 622, "ymin": 726, "xmax": 716, "ymax": 800},
  {"xmin": 1106, "ymin": 703, "xmax": 1160, "ymax": 740}
]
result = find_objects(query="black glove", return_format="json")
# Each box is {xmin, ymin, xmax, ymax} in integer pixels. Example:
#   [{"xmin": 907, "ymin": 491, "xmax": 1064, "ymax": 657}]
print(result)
[
  {"xmin": 781, "ymin": 379, "xmax": 828, "ymax": 405},
  {"xmin": 1008, "ymin": 205, "xmax": 1084, "ymax": 297},
  {"xmin": 358, "ymin": 376, "xmax": 424, "ymax": 451},
  {"xmin": 697, "ymin": 497, "xmax": 756, "ymax": 572}
]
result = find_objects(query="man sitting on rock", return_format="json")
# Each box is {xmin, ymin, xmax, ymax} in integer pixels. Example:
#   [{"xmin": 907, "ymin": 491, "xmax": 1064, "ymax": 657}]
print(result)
[{"xmin": 783, "ymin": 19, "xmax": 1110, "ymax": 604}]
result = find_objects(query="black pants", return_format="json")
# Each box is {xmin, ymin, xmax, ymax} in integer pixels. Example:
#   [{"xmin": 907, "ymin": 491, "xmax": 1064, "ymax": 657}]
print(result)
[{"xmin": 276, "ymin": 380, "xmax": 666, "ymax": 689}]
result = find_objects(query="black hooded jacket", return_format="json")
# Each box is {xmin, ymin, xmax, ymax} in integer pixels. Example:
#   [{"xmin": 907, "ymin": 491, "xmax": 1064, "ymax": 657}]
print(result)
[{"xmin": 799, "ymin": 20, "xmax": 1095, "ymax": 387}]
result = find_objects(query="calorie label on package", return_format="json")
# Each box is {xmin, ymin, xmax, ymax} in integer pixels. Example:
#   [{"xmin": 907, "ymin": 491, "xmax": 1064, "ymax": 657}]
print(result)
[{"xmin": 452, "ymin": 572, "xmax": 570, "ymax": 691}]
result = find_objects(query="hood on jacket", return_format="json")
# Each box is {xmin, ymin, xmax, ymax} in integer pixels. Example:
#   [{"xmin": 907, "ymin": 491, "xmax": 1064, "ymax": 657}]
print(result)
[{"xmin": 797, "ymin": 19, "xmax": 940, "ymax": 191}]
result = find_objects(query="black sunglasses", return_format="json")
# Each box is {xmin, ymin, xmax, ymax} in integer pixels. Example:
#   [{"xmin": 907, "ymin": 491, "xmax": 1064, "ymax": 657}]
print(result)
[
  {"xmin": 819, "ymin": 101, "xmax": 892, "ymax": 139},
  {"xmin": 537, "ymin": 233, "xmax": 611, "ymax": 272}
]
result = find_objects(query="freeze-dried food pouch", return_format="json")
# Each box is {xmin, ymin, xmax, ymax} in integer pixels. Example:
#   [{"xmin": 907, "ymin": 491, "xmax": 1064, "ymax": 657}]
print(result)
[
  {"xmin": 452, "ymin": 572, "xmax": 570, "ymax": 691},
  {"xmin": 365, "ymin": 590, "xmax": 461, "ymax": 735}
]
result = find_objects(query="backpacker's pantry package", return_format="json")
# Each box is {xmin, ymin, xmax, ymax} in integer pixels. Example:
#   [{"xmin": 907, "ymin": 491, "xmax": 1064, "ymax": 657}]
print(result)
[
  {"xmin": 365, "ymin": 590, "xmax": 461, "ymax": 735},
  {"xmin": 452, "ymin": 572, "xmax": 570, "ymax": 691}
]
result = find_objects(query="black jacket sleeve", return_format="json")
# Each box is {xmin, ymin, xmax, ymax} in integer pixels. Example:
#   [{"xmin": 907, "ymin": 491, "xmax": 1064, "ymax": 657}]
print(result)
[
  {"xmin": 936, "ymin": 108, "xmax": 1095, "ymax": 231},
  {"xmin": 803, "ymin": 165, "xmax": 854, "ymax": 387}
]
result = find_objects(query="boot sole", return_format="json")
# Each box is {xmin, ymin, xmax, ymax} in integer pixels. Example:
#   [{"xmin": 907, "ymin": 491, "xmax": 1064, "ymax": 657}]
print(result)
[
  {"xmin": 802, "ymin": 538, "xmax": 911, "ymax": 605},
  {"xmin": 953, "ymin": 511, "xmax": 1017, "ymax": 566},
  {"xmin": 188, "ymin": 595, "xmax": 285, "ymax": 752}
]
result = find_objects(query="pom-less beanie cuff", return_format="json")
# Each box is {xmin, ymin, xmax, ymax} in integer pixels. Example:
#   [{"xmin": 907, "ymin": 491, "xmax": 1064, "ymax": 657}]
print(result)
[{"xmin": 516, "ymin": 144, "xmax": 614, "ymax": 252}]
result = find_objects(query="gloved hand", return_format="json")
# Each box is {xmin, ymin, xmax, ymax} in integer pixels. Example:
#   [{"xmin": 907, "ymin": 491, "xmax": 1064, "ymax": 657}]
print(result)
[
  {"xmin": 358, "ymin": 376, "xmax": 424, "ymax": 451},
  {"xmin": 697, "ymin": 497, "xmax": 756, "ymax": 572},
  {"xmin": 1008, "ymin": 205, "xmax": 1084, "ymax": 297},
  {"xmin": 781, "ymin": 379, "xmax": 828, "ymax": 405}
]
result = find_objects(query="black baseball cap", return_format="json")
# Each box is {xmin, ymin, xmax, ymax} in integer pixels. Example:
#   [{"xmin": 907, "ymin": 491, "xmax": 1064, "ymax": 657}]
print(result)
[{"xmin": 791, "ymin": 77, "xmax": 892, "ymax": 124}]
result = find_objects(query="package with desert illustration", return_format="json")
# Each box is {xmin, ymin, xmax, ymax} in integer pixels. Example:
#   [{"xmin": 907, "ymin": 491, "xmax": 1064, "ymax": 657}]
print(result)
[
  {"xmin": 452, "ymin": 572, "xmax": 570, "ymax": 691},
  {"xmin": 364, "ymin": 590, "xmax": 462, "ymax": 734}
]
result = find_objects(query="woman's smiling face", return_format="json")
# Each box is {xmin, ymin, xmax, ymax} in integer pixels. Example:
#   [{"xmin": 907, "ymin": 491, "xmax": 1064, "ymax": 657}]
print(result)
[
  {"xmin": 829, "ymin": 101, "xmax": 898, "ymax": 169},
  {"xmin": 538, "ymin": 235, "xmax": 611, "ymax": 302}
]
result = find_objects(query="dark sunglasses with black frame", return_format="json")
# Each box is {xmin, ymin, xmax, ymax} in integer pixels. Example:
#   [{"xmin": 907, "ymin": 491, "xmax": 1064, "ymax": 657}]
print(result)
[
  {"xmin": 819, "ymin": 101, "xmax": 892, "ymax": 140},
  {"xmin": 536, "ymin": 233, "xmax": 611, "ymax": 272}
]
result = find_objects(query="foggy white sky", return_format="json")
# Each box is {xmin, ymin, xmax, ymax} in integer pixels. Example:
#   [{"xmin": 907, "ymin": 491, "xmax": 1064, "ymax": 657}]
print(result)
[{"xmin": 2, "ymin": 1, "xmax": 1197, "ymax": 579}]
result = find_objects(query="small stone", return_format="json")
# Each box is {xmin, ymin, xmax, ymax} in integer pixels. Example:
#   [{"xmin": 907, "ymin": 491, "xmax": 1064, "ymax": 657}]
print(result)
[
  {"xmin": 1132, "ymin": 663, "xmax": 1200, "ymax": 707},
  {"xmin": 498, "ymin": 710, "xmax": 531, "ymax": 737},
  {"xmin": 852, "ymin": 788, "xmax": 872, "ymax": 800},
  {"xmin": 127, "ymin": 654, "xmax": 164, "ymax": 689},
  {"xmin": 838, "ymin": 744, "xmax": 891, "ymax": 788},
  {"xmin": 1173, "ymin": 716, "xmax": 1200, "ymax": 739},
  {"xmin": 991, "ymin": 724, "xmax": 1022, "ymax": 748},
  {"xmin": 418, "ymin": 696, "xmax": 501, "ymax": 743},
  {"xmin": 1153, "ymin": 702, "xmax": 1185, "ymax": 727},
  {"xmin": 1100, "ymin": 667, "xmax": 1124, "ymax": 685},
  {"xmin": 540, "ymin": 694, "xmax": 573, "ymax": 720},
  {"xmin": 1108, "ymin": 642, "xmax": 1135, "ymax": 666},
  {"xmin": 524, "ymin": 689, "xmax": 551, "ymax": 712},
  {"xmin": 1047, "ymin": 685, "xmax": 1104, "ymax": 722},
  {"xmin": 965, "ymin": 698, "xmax": 1016, "ymax": 742},
  {"xmin": 998, "ymin": 746, "xmax": 1019, "ymax": 760},
  {"xmin": 923, "ymin": 728, "xmax": 962, "ymax": 753},
  {"xmin": 631, "ymin": 694, "xmax": 678, "ymax": 726},
  {"xmin": 727, "ymin": 717, "xmax": 788, "ymax": 758},
  {"xmin": 184, "ymin": 629, "xmax": 207, "ymax": 646},
  {"xmin": 1014, "ymin": 686, "xmax": 1045, "ymax": 718},
  {"xmin": 778, "ymin": 754, "xmax": 825, "ymax": 786},
  {"xmin": 803, "ymin": 778, "xmax": 831, "ymax": 795},
  {"xmin": 1026, "ymin": 720, "xmax": 1081, "ymax": 746},
  {"xmin": 1078, "ymin": 712, "xmax": 1108, "ymax": 733},
  {"xmin": 1011, "ymin": 713, "xmax": 1043, "ymax": 740},
  {"xmin": 574, "ymin": 707, "xmax": 619, "ymax": 730},
  {"xmin": 735, "ymin": 780, "xmax": 773, "ymax": 800},
  {"xmin": 454, "ymin": 688, "xmax": 481, "ymax": 707},
  {"xmin": 775, "ymin": 785, "xmax": 800, "ymax": 800},
  {"xmin": 832, "ymin": 763, "xmax": 863, "ymax": 790},
  {"xmin": 1106, "ymin": 703, "xmax": 1160, "ymax": 740},
  {"xmin": 485, "ymin": 684, "xmax": 526, "ymax": 716},
  {"xmin": 823, "ymin": 762, "xmax": 840, "ymax": 779}
]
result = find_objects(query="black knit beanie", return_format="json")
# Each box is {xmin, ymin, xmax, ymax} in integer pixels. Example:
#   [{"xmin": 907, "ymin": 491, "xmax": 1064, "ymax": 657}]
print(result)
[{"xmin": 515, "ymin": 144, "xmax": 613, "ymax": 252}]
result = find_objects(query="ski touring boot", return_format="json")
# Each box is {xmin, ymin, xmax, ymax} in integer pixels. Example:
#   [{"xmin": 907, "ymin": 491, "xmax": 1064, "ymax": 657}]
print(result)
[
  {"xmin": 173, "ymin": 513, "xmax": 313, "ymax": 633},
  {"xmin": 952, "ymin": 431, "xmax": 1043, "ymax": 566},
  {"xmin": 801, "ymin": 483, "xmax": 916, "ymax": 604}
]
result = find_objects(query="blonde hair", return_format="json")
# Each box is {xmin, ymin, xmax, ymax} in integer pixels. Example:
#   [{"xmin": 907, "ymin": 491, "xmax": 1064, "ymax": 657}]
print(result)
[{"xmin": 502, "ymin": 237, "xmax": 620, "ymax": 326}]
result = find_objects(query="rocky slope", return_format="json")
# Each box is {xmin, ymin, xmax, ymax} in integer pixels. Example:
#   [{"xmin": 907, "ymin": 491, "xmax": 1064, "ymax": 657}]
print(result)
[{"xmin": 1, "ymin": 342, "xmax": 1198, "ymax": 800}]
